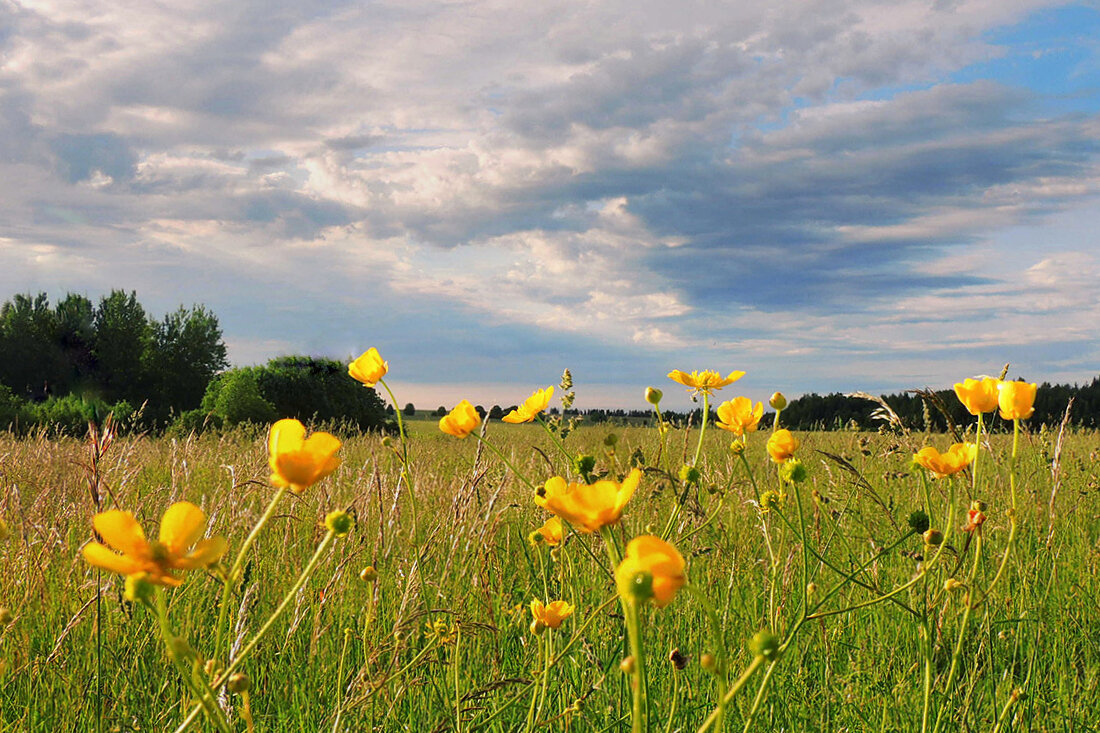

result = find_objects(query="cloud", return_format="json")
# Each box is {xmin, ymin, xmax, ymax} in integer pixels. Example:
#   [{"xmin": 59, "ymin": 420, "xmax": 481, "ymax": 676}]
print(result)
[{"xmin": 0, "ymin": 0, "xmax": 1098, "ymax": 404}]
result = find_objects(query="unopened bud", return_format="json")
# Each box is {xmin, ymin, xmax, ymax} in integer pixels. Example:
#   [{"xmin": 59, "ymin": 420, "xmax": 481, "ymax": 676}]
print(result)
[
  {"xmin": 769, "ymin": 392, "xmax": 787, "ymax": 411},
  {"xmin": 749, "ymin": 630, "xmax": 781, "ymax": 661},
  {"xmin": 644, "ymin": 523, "xmax": 658, "ymax": 534},
  {"xmin": 678, "ymin": 465, "xmax": 701, "ymax": 485},
  {"xmin": 700, "ymin": 653, "xmax": 717, "ymax": 672},
  {"xmin": 359, "ymin": 565, "xmax": 378, "ymax": 583},
  {"xmin": 530, "ymin": 619, "xmax": 547, "ymax": 636},
  {"xmin": 0, "ymin": 608, "xmax": 12, "ymax": 626},
  {"xmin": 778, "ymin": 459, "xmax": 807, "ymax": 484},
  {"xmin": 604, "ymin": 433, "xmax": 619, "ymax": 447},
  {"xmin": 325, "ymin": 510, "xmax": 355, "ymax": 538},
  {"xmin": 645, "ymin": 387, "xmax": 663, "ymax": 405},
  {"xmin": 620, "ymin": 656, "xmax": 636, "ymax": 674},
  {"xmin": 806, "ymin": 582, "xmax": 817, "ymax": 596},
  {"xmin": 381, "ymin": 435, "xmax": 394, "ymax": 448},
  {"xmin": 944, "ymin": 578, "xmax": 962, "ymax": 592},
  {"xmin": 573, "ymin": 454, "xmax": 596, "ymax": 476},
  {"xmin": 124, "ymin": 573, "xmax": 156, "ymax": 604},
  {"xmin": 228, "ymin": 672, "xmax": 251, "ymax": 694},
  {"xmin": 923, "ymin": 528, "xmax": 944, "ymax": 547}
]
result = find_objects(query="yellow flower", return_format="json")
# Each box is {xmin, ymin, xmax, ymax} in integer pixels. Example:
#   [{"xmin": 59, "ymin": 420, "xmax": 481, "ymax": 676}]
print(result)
[
  {"xmin": 998, "ymin": 381, "xmax": 1037, "ymax": 421},
  {"xmin": 667, "ymin": 369, "xmax": 745, "ymax": 396},
  {"xmin": 268, "ymin": 419, "xmax": 342, "ymax": 493},
  {"xmin": 766, "ymin": 429, "xmax": 799, "ymax": 463},
  {"xmin": 502, "ymin": 386, "xmax": 554, "ymax": 424},
  {"xmin": 348, "ymin": 347, "xmax": 388, "ymax": 387},
  {"xmin": 439, "ymin": 400, "xmax": 482, "ymax": 438},
  {"xmin": 615, "ymin": 535, "xmax": 686, "ymax": 608},
  {"xmin": 534, "ymin": 468, "xmax": 641, "ymax": 533},
  {"xmin": 82, "ymin": 502, "xmax": 228, "ymax": 587},
  {"xmin": 715, "ymin": 397, "xmax": 764, "ymax": 436},
  {"xmin": 914, "ymin": 443, "xmax": 977, "ymax": 479},
  {"xmin": 529, "ymin": 599, "xmax": 574, "ymax": 633},
  {"xmin": 529, "ymin": 516, "xmax": 564, "ymax": 546},
  {"xmin": 953, "ymin": 377, "xmax": 1000, "ymax": 416}
]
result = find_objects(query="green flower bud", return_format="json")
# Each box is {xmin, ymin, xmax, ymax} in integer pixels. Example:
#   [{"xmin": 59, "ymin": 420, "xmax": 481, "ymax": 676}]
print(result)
[
  {"xmin": 359, "ymin": 566, "xmax": 378, "ymax": 583},
  {"xmin": 729, "ymin": 441, "xmax": 746, "ymax": 455},
  {"xmin": 325, "ymin": 510, "xmax": 355, "ymax": 538},
  {"xmin": 678, "ymin": 465, "xmax": 701, "ymax": 485},
  {"xmin": 778, "ymin": 458, "xmax": 807, "ymax": 484},
  {"xmin": 620, "ymin": 656, "xmax": 636, "ymax": 674},
  {"xmin": 923, "ymin": 528, "xmax": 944, "ymax": 547},
  {"xmin": 700, "ymin": 653, "xmax": 717, "ymax": 672},
  {"xmin": 573, "ymin": 454, "xmax": 596, "ymax": 476},
  {"xmin": 769, "ymin": 392, "xmax": 788, "ymax": 411},
  {"xmin": 603, "ymin": 433, "xmax": 619, "ymax": 447},
  {"xmin": 645, "ymin": 387, "xmax": 663, "ymax": 405},
  {"xmin": 381, "ymin": 435, "xmax": 394, "ymax": 448},
  {"xmin": 124, "ymin": 573, "xmax": 156, "ymax": 604},
  {"xmin": 228, "ymin": 672, "xmax": 251, "ymax": 694},
  {"xmin": 749, "ymin": 630, "xmax": 782, "ymax": 661},
  {"xmin": 907, "ymin": 510, "xmax": 930, "ymax": 534}
]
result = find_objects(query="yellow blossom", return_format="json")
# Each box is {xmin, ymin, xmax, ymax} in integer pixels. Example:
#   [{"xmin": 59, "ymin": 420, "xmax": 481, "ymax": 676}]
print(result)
[
  {"xmin": 439, "ymin": 400, "xmax": 482, "ymax": 438},
  {"xmin": 715, "ymin": 397, "xmax": 764, "ymax": 436},
  {"xmin": 82, "ymin": 502, "xmax": 228, "ymax": 587},
  {"xmin": 914, "ymin": 443, "xmax": 977, "ymax": 479},
  {"xmin": 766, "ymin": 429, "xmax": 799, "ymax": 463},
  {"xmin": 529, "ymin": 599, "xmax": 574, "ymax": 632},
  {"xmin": 529, "ymin": 516, "xmax": 564, "ymax": 546},
  {"xmin": 953, "ymin": 377, "xmax": 1000, "ymax": 416},
  {"xmin": 615, "ymin": 535, "xmax": 686, "ymax": 608},
  {"xmin": 667, "ymin": 369, "xmax": 745, "ymax": 396},
  {"xmin": 348, "ymin": 347, "xmax": 388, "ymax": 387},
  {"xmin": 998, "ymin": 381, "xmax": 1037, "ymax": 421},
  {"xmin": 502, "ymin": 386, "xmax": 554, "ymax": 424},
  {"xmin": 268, "ymin": 419, "xmax": 342, "ymax": 493},
  {"xmin": 534, "ymin": 469, "xmax": 641, "ymax": 533}
]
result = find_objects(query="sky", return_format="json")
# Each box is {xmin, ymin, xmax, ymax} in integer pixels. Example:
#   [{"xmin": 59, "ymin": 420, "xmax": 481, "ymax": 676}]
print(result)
[{"xmin": 2, "ymin": 0, "xmax": 1098, "ymax": 411}]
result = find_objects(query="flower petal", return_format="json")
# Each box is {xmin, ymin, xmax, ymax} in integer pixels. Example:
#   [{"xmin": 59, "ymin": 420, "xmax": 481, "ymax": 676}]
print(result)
[
  {"xmin": 82, "ymin": 542, "xmax": 144, "ymax": 576},
  {"xmin": 93, "ymin": 510, "xmax": 147, "ymax": 556},
  {"xmin": 159, "ymin": 502, "xmax": 207, "ymax": 555},
  {"xmin": 176, "ymin": 536, "xmax": 229, "ymax": 569}
]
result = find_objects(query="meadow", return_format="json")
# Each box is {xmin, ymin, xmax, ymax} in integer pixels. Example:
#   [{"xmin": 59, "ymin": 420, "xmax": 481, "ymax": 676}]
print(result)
[{"xmin": 0, "ymin": 380, "xmax": 1098, "ymax": 732}]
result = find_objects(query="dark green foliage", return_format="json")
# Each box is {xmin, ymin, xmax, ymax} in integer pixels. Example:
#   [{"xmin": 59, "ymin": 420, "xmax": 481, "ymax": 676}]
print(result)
[
  {"xmin": 488, "ymin": 404, "xmax": 504, "ymax": 420},
  {"xmin": 24, "ymin": 394, "xmax": 133, "ymax": 436},
  {"xmin": 166, "ymin": 408, "xmax": 225, "ymax": 437},
  {"xmin": 203, "ymin": 357, "xmax": 390, "ymax": 432},
  {"xmin": 0, "ymin": 291, "xmax": 229, "ymax": 431},
  {"xmin": 201, "ymin": 370, "xmax": 276, "ymax": 425},
  {"xmin": 403, "ymin": 402, "xmax": 416, "ymax": 416}
]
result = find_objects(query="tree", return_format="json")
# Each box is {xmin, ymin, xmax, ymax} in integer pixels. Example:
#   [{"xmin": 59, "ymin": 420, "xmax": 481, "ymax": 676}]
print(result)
[
  {"xmin": 433, "ymin": 406, "xmax": 447, "ymax": 417},
  {"xmin": 0, "ymin": 293, "xmax": 66, "ymax": 399},
  {"xmin": 92, "ymin": 290, "xmax": 151, "ymax": 405},
  {"xmin": 403, "ymin": 403, "xmax": 416, "ymax": 416},
  {"xmin": 488, "ymin": 404, "xmax": 504, "ymax": 420},
  {"xmin": 145, "ymin": 305, "xmax": 229, "ymax": 422}
]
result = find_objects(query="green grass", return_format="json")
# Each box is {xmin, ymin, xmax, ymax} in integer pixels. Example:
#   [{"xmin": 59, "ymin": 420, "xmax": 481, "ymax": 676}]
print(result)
[{"xmin": 1, "ymin": 419, "xmax": 1098, "ymax": 731}]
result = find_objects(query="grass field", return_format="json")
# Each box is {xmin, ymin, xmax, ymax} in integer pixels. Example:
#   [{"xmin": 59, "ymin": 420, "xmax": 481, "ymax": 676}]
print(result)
[{"xmin": 1, "ymin": 401, "xmax": 1098, "ymax": 731}]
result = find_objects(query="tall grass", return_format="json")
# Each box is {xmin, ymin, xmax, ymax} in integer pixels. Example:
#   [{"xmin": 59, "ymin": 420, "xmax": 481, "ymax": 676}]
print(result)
[{"xmin": 0, "ymin": 416, "xmax": 1097, "ymax": 730}]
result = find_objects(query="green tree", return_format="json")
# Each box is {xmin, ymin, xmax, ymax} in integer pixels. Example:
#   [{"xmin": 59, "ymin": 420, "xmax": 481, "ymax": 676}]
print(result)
[
  {"xmin": 145, "ymin": 305, "xmax": 229, "ymax": 422},
  {"xmin": 403, "ymin": 403, "xmax": 416, "ymax": 416},
  {"xmin": 92, "ymin": 290, "xmax": 151, "ymax": 405},
  {"xmin": 0, "ymin": 293, "xmax": 66, "ymax": 399}
]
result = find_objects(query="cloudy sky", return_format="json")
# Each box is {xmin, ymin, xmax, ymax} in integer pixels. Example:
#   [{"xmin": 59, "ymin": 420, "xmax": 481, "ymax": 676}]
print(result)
[{"xmin": 2, "ymin": 0, "xmax": 1098, "ymax": 410}]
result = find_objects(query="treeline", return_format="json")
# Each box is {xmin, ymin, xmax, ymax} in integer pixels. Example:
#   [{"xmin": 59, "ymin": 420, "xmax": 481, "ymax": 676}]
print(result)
[
  {"xmin": 0, "ymin": 291, "xmax": 227, "ymax": 432},
  {"xmin": 0, "ymin": 292, "xmax": 392, "ymax": 436}
]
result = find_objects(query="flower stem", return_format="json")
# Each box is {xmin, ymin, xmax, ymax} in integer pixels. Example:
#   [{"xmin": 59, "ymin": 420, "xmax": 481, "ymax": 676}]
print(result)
[{"xmin": 472, "ymin": 433, "xmax": 537, "ymax": 491}]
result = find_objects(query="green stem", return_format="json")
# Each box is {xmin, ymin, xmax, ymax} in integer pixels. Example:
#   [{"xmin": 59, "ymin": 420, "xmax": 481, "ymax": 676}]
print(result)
[
  {"xmin": 379, "ymin": 378, "xmax": 420, "ymax": 540},
  {"xmin": 153, "ymin": 591, "xmax": 230, "ymax": 733},
  {"xmin": 685, "ymin": 585, "xmax": 728, "ymax": 728},
  {"xmin": 472, "ymin": 433, "xmax": 537, "ymax": 491},
  {"xmin": 535, "ymin": 415, "xmax": 574, "ymax": 464},
  {"xmin": 332, "ymin": 628, "xmax": 353, "ymax": 733},
  {"xmin": 696, "ymin": 655, "xmax": 767, "ymax": 733},
  {"xmin": 692, "ymin": 393, "xmax": 710, "ymax": 468}
]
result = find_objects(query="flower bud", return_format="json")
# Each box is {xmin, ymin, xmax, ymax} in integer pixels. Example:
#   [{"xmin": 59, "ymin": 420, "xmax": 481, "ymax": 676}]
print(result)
[
  {"xmin": 124, "ymin": 573, "xmax": 156, "ymax": 604},
  {"xmin": 769, "ymin": 392, "xmax": 787, "ymax": 411},
  {"xmin": 700, "ymin": 653, "xmax": 717, "ymax": 672},
  {"xmin": 923, "ymin": 528, "xmax": 944, "ymax": 546},
  {"xmin": 778, "ymin": 459, "xmax": 807, "ymax": 484},
  {"xmin": 0, "ymin": 608, "xmax": 12, "ymax": 626},
  {"xmin": 530, "ymin": 619, "xmax": 547, "ymax": 636},
  {"xmin": 325, "ymin": 510, "xmax": 355, "ymax": 538},
  {"xmin": 729, "ymin": 440, "xmax": 746, "ymax": 455},
  {"xmin": 573, "ymin": 454, "xmax": 596, "ymax": 476},
  {"xmin": 759, "ymin": 490, "xmax": 781, "ymax": 512},
  {"xmin": 604, "ymin": 433, "xmax": 619, "ymax": 447},
  {"xmin": 228, "ymin": 672, "xmax": 251, "ymax": 694},
  {"xmin": 907, "ymin": 510, "xmax": 930, "ymax": 534},
  {"xmin": 644, "ymin": 523, "xmax": 658, "ymax": 534},
  {"xmin": 806, "ymin": 582, "xmax": 817, "ymax": 596},
  {"xmin": 169, "ymin": 635, "xmax": 195, "ymax": 661},
  {"xmin": 620, "ymin": 656, "xmax": 636, "ymax": 674},
  {"xmin": 678, "ymin": 465, "xmax": 701, "ymax": 485},
  {"xmin": 381, "ymin": 435, "xmax": 394, "ymax": 448},
  {"xmin": 944, "ymin": 578, "xmax": 962, "ymax": 592},
  {"xmin": 749, "ymin": 630, "xmax": 781, "ymax": 661},
  {"xmin": 645, "ymin": 387, "xmax": 663, "ymax": 405},
  {"xmin": 359, "ymin": 566, "xmax": 378, "ymax": 583}
]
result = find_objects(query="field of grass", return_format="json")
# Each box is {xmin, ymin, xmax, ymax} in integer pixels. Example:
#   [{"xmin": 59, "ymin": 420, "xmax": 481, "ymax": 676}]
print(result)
[{"xmin": 1, "ymin": 406, "xmax": 1098, "ymax": 731}]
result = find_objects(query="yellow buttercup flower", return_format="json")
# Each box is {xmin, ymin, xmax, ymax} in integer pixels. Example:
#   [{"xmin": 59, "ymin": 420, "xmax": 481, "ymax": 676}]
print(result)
[
  {"xmin": 502, "ymin": 386, "xmax": 554, "ymax": 424},
  {"xmin": 914, "ymin": 443, "xmax": 977, "ymax": 479},
  {"xmin": 82, "ymin": 502, "xmax": 228, "ymax": 587},
  {"xmin": 953, "ymin": 377, "xmax": 1000, "ymax": 416},
  {"xmin": 529, "ymin": 599, "xmax": 574, "ymax": 633},
  {"xmin": 529, "ymin": 516, "xmax": 564, "ymax": 546},
  {"xmin": 268, "ymin": 419, "xmax": 342, "ymax": 493},
  {"xmin": 998, "ymin": 381, "xmax": 1037, "ymax": 421},
  {"xmin": 715, "ymin": 397, "xmax": 764, "ymax": 436},
  {"xmin": 348, "ymin": 347, "xmax": 388, "ymax": 387},
  {"xmin": 534, "ymin": 468, "xmax": 641, "ymax": 533},
  {"xmin": 439, "ymin": 400, "xmax": 482, "ymax": 438},
  {"xmin": 667, "ymin": 369, "xmax": 745, "ymax": 396},
  {"xmin": 766, "ymin": 429, "xmax": 799, "ymax": 463},
  {"xmin": 615, "ymin": 535, "xmax": 686, "ymax": 608}
]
